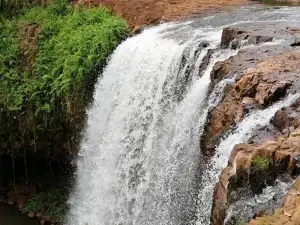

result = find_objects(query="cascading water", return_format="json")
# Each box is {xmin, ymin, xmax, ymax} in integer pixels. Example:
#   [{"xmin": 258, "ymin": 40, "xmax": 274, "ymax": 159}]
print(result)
[
  {"xmin": 67, "ymin": 23, "xmax": 234, "ymax": 225},
  {"xmin": 67, "ymin": 6, "xmax": 300, "ymax": 225}
]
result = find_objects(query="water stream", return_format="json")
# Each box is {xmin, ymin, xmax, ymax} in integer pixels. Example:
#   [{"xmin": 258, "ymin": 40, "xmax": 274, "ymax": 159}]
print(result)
[{"xmin": 67, "ymin": 6, "xmax": 300, "ymax": 225}]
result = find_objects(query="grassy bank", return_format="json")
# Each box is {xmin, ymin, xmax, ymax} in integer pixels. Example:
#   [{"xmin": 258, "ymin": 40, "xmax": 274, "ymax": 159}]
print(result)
[{"xmin": 0, "ymin": 0, "xmax": 129, "ymax": 159}]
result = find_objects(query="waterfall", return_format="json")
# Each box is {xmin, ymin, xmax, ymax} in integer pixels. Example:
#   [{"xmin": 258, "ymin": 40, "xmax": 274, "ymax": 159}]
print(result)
[
  {"xmin": 67, "ymin": 22, "xmax": 235, "ymax": 225},
  {"xmin": 67, "ymin": 6, "xmax": 300, "ymax": 225}
]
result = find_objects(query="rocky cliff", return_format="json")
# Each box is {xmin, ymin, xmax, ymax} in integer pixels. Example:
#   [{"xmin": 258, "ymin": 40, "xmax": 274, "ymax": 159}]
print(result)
[{"xmin": 206, "ymin": 26, "xmax": 300, "ymax": 225}]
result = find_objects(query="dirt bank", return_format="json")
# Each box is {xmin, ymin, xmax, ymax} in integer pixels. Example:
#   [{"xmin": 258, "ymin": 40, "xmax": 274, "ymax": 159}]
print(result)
[{"xmin": 78, "ymin": 0, "xmax": 249, "ymax": 27}]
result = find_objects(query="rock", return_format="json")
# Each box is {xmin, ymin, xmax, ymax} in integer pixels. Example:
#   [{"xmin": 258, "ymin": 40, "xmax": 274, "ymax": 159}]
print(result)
[
  {"xmin": 211, "ymin": 166, "xmax": 235, "ymax": 225},
  {"xmin": 210, "ymin": 60, "xmax": 231, "ymax": 82},
  {"xmin": 249, "ymin": 178, "xmax": 300, "ymax": 225},
  {"xmin": 242, "ymin": 97, "xmax": 256, "ymax": 106},
  {"xmin": 247, "ymin": 35, "xmax": 273, "ymax": 45},
  {"xmin": 255, "ymin": 81, "xmax": 291, "ymax": 105},
  {"xmin": 221, "ymin": 27, "xmax": 246, "ymax": 48},
  {"xmin": 221, "ymin": 27, "xmax": 273, "ymax": 49},
  {"xmin": 202, "ymin": 51, "xmax": 300, "ymax": 157},
  {"xmin": 132, "ymin": 25, "xmax": 143, "ymax": 35},
  {"xmin": 211, "ymin": 144, "xmax": 255, "ymax": 224},
  {"xmin": 271, "ymin": 99, "xmax": 300, "ymax": 134},
  {"xmin": 291, "ymin": 38, "xmax": 300, "ymax": 47},
  {"xmin": 28, "ymin": 212, "xmax": 35, "ymax": 218},
  {"xmin": 211, "ymin": 129, "xmax": 300, "ymax": 225},
  {"xmin": 199, "ymin": 49, "xmax": 214, "ymax": 74}
]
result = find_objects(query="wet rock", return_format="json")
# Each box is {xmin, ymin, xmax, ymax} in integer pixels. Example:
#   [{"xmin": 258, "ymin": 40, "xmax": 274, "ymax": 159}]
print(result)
[
  {"xmin": 247, "ymin": 35, "xmax": 273, "ymax": 45},
  {"xmin": 199, "ymin": 49, "xmax": 214, "ymax": 75},
  {"xmin": 210, "ymin": 60, "xmax": 231, "ymax": 83},
  {"xmin": 221, "ymin": 27, "xmax": 273, "ymax": 49},
  {"xmin": 211, "ymin": 165, "xmax": 235, "ymax": 225},
  {"xmin": 255, "ymin": 81, "xmax": 291, "ymax": 105},
  {"xmin": 132, "ymin": 25, "xmax": 143, "ymax": 35},
  {"xmin": 211, "ymin": 129, "xmax": 300, "ymax": 225},
  {"xmin": 271, "ymin": 98, "xmax": 300, "ymax": 134},
  {"xmin": 291, "ymin": 38, "xmax": 300, "ymax": 47},
  {"xmin": 28, "ymin": 212, "xmax": 35, "ymax": 218},
  {"xmin": 202, "ymin": 51, "xmax": 300, "ymax": 157},
  {"xmin": 221, "ymin": 28, "xmax": 247, "ymax": 48},
  {"xmin": 249, "ymin": 177, "xmax": 300, "ymax": 225}
]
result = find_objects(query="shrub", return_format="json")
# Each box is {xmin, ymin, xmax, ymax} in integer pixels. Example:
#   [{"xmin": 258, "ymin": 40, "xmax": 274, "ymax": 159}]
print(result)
[
  {"xmin": 252, "ymin": 156, "xmax": 271, "ymax": 170},
  {"xmin": 0, "ymin": 0, "xmax": 129, "ymax": 156},
  {"xmin": 0, "ymin": 0, "xmax": 39, "ymax": 18},
  {"xmin": 23, "ymin": 188, "xmax": 69, "ymax": 222}
]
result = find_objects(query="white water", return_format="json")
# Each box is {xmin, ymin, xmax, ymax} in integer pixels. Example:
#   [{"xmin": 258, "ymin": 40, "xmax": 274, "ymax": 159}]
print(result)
[
  {"xmin": 226, "ymin": 178, "xmax": 293, "ymax": 223},
  {"xmin": 67, "ymin": 23, "xmax": 235, "ymax": 225}
]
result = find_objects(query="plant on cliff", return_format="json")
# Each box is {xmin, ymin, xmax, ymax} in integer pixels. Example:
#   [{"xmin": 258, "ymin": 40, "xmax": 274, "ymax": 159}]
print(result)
[
  {"xmin": 23, "ymin": 188, "xmax": 69, "ymax": 222},
  {"xmin": 252, "ymin": 156, "xmax": 271, "ymax": 170},
  {"xmin": 0, "ymin": 0, "xmax": 129, "ymax": 167}
]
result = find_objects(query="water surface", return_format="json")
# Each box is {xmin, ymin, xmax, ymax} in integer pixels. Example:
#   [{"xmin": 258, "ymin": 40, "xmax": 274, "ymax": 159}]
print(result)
[{"xmin": 0, "ymin": 203, "xmax": 39, "ymax": 225}]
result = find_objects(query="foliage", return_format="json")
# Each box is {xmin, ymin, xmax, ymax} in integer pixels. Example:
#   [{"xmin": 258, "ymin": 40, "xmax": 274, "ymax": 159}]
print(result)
[
  {"xmin": 258, "ymin": 0, "xmax": 300, "ymax": 6},
  {"xmin": 0, "ymin": 0, "xmax": 39, "ymax": 18},
  {"xmin": 23, "ymin": 188, "xmax": 69, "ymax": 222},
  {"xmin": 0, "ymin": 0, "xmax": 129, "ymax": 156},
  {"xmin": 252, "ymin": 156, "xmax": 271, "ymax": 170}
]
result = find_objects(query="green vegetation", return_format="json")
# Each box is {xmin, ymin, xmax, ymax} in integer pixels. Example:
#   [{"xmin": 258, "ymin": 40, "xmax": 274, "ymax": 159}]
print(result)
[
  {"xmin": 253, "ymin": 0, "xmax": 300, "ymax": 6},
  {"xmin": 0, "ymin": 0, "xmax": 38, "ymax": 18},
  {"xmin": 230, "ymin": 216, "xmax": 249, "ymax": 225},
  {"xmin": 252, "ymin": 156, "xmax": 271, "ymax": 170},
  {"xmin": 23, "ymin": 188, "xmax": 69, "ymax": 222},
  {"xmin": 0, "ymin": 0, "xmax": 129, "ymax": 157}
]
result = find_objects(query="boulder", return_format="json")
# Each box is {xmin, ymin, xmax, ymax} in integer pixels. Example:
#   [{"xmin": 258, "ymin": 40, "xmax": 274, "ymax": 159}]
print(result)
[
  {"xmin": 221, "ymin": 28, "xmax": 247, "ymax": 48},
  {"xmin": 210, "ymin": 60, "xmax": 232, "ymax": 82},
  {"xmin": 291, "ymin": 38, "xmax": 300, "ymax": 47}
]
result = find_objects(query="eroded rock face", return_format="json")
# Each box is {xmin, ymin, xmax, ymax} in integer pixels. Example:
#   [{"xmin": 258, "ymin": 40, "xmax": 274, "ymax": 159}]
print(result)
[
  {"xmin": 202, "ymin": 51, "xmax": 300, "ymax": 156},
  {"xmin": 211, "ymin": 129, "xmax": 300, "ymax": 225}
]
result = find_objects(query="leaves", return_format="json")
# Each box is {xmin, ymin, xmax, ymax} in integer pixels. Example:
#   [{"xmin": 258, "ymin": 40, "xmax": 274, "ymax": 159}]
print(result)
[{"xmin": 0, "ymin": 0, "xmax": 129, "ymax": 154}]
